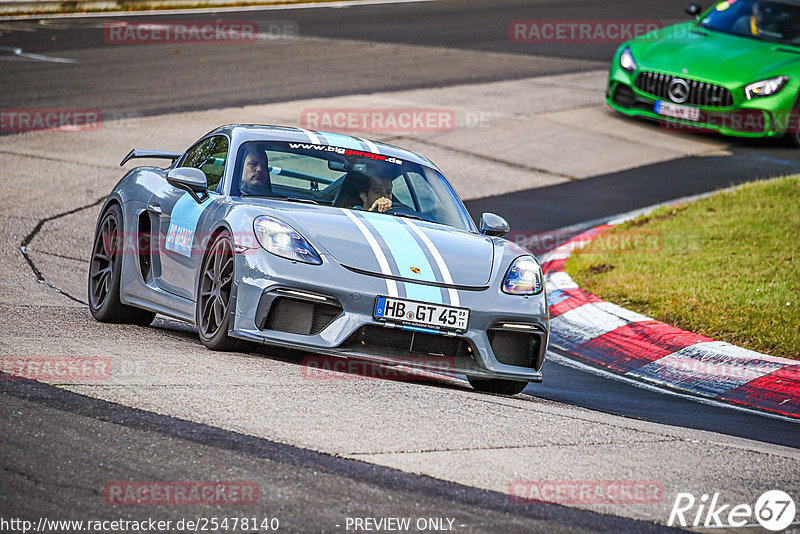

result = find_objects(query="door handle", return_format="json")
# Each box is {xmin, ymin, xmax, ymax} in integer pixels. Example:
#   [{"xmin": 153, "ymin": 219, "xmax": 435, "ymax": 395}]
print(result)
[{"xmin": 148, "ymin": 203, "xmax": 162, "ymax": 214}]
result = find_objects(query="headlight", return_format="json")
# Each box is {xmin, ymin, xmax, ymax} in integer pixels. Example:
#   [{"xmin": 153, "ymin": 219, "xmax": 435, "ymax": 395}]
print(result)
[
  {"xmin": 502, "ymin": 256, "xmax": 544, "ymax": 295},
  {"xmin": 619, "ymin": 46, "xmax": 637, "ymax": 72},
  {"xmin": 744, "ymin": 76, "xmax": 789, "ymax": 99},
  {"xmin": 253, "ymin": 216, "xmax": 322, "ymax": 265}
]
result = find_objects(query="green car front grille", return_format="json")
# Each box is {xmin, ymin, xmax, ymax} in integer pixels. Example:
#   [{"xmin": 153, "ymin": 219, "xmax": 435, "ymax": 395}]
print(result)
[{"xmin": 635, "ymin": 71, "xmax": 734, "ymax": 108}]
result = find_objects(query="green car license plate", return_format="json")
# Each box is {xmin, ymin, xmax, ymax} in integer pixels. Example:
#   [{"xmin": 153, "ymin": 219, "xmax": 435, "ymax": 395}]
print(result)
[{"xmin": 655, "ymin": 100, "xmax": 700, "ymax": 121}]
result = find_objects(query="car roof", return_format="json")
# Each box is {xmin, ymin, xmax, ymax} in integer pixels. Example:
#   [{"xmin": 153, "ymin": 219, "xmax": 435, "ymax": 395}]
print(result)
[{"xmin": 205, "ymin": 124, "xmax": 438, "ymax": 170}]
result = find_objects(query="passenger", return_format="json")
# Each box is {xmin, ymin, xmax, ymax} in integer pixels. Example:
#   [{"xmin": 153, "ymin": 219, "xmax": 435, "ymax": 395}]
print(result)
[{"xmin": 358, "ymin": 174, "xmax": 393, "ymax": 213}]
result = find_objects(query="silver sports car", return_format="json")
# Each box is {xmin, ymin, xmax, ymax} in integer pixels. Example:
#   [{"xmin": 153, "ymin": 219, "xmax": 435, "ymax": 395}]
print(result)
[{"xmin": 89, "ymin": 125, "xmax": 549, "ymax": 395}]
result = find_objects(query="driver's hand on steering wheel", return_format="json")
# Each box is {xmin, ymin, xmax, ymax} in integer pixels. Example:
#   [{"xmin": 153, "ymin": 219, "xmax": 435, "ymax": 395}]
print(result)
[{"xmin": 369, "ymin": 197, "xmax": 392, "ymax": 213}]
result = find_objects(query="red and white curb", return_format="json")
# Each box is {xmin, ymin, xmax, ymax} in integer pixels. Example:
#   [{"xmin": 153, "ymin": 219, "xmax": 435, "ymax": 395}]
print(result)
[{"xmin": 541, "ymin": 224, "xmax": 800, "ymax": 420}]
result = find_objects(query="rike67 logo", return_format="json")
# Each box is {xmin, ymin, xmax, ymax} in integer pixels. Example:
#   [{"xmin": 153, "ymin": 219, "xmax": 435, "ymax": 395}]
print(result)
[{"xmin": 669, "ymin": 490, "xmax": 796, "ymax": 531}]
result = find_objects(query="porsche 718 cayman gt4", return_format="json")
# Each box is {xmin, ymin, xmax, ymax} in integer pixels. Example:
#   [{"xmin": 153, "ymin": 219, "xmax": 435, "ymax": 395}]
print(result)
[{"xmin": 89, "ymin": 125, "xmax": 549, "ymax": 395}]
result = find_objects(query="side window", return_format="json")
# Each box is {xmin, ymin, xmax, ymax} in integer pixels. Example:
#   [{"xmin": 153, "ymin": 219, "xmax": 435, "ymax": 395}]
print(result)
[
  {"xmin": 392, "ymin": 175, "xmax": 414, "ymax": 207},
  {"xmin": 181, "ymin": 136, "xmax": 229, "ymax": 191}
]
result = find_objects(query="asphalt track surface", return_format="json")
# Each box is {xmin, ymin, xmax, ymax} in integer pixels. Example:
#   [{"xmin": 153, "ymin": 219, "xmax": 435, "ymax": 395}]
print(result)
[
  {"xmin": 1, "ymin": 0, "xmax": 799, "ymax": 531},
  {"xmin": 0, "ymin": 379, "xmax": 672, "ymax": 533},
  {"xmin": 0, "ymin": 0, "xmax": 690, "ymax": 116}
]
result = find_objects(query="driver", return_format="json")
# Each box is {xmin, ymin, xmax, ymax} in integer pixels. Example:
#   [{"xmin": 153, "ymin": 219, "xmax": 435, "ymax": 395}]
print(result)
[
  {"xmin": 359, "ymin": 174, "xmax": 393, "ymax": 213},
  {"xmin": 240, "ymin": 146, "xmax": 271, "ymax": 195},
  {"xmin": 731, "ymin": 1, "xmax": 769, "ymax": 37}
]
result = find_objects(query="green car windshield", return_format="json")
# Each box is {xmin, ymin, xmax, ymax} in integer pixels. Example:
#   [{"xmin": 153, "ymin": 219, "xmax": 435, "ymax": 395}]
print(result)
[
  {"xmin": 700, "ymin": 0, "xmax": 800, "ymax": 44},
  {"xmin": 232, "ymin": 140, "xmax": 475, "ymax": 232}
]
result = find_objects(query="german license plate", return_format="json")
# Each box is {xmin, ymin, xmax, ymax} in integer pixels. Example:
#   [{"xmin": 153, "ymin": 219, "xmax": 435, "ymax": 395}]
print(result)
[
  {"xmin": 374, "ymin": 296, "xmax": 469, "ymax": 332},
  {"xmin": 655, "ymin": 100, "xmax": 700, "ymax": 121}
]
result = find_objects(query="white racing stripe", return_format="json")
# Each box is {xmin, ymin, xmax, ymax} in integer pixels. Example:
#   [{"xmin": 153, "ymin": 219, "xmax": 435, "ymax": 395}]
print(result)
[
  {"xmin": 341, "ymin": 209, "xmax": 398, "ymax": 297},
  {"xmin": 359, "ymin": 137, "xmax": 381, "ymax": 154},
  {"xmin": 402, "ymin": 219, "xmax": 459, "ymax": 306},
  {"xmin": 298, "ymin": 127, "xmax": 322, "ymax": 145}
]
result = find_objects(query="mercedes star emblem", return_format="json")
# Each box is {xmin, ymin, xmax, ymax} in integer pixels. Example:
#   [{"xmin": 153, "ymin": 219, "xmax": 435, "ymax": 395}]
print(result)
[{"xmin": 668, "ymin": 78, "xmax": 690, "ymax": 103}]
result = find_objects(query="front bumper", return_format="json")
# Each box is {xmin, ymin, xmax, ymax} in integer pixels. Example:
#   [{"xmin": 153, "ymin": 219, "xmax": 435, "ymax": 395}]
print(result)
[
  {"xmin": 229, "ymin": 248, "xmax": 549, "ymax": 382},
  {"xmin": 606, "ymin": 64, "xmax": 797, "ymax": 139}
]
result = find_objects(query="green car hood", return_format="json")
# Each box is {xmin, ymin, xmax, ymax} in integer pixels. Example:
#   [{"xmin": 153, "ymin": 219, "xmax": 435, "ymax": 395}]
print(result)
[{"xmin": 629, "ymin": 22, "xmax": 800, "ymax": 85}]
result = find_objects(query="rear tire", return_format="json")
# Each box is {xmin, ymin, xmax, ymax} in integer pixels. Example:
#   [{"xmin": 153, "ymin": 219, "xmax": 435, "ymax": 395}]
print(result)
[
  {"xmin": 196, "ymin": 231, "xmax": 257, "ymax": 353},
  {"xmin": 467, "ymin": 377, "xmax": 528, "ymax": 396},
  {"xmin": 88, "ymin": 204, "xmax": 156, "ymax": 326}
]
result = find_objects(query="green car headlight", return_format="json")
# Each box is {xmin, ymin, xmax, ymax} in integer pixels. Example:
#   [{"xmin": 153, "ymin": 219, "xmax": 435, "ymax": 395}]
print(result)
[
  {"xmin": 744, "ymin": 76, "xmax": 789, "ymax": 100},
  {"xmin": 502, "ymin": 256, "xmax": 544, "ymax": 295},
  {"xmin": 619, "ymin": 46, "xmax": 637, "ymax": 72},
  {"xmin": 253, "ymin": 216, "xmax": 322, "ymax": 265}
]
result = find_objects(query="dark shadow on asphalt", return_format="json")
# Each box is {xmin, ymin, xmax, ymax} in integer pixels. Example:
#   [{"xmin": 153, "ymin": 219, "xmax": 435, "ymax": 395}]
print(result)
[
  {"xmin": 522, "ymin": 355, "xmax": 800, "ymax": 449},
  {"xmin": 464, "ymin": 141, "xmax": 800, "ymax": 233}
]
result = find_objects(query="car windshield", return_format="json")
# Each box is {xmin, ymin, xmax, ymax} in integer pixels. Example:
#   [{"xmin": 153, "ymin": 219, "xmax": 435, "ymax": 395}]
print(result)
[
  {"xmin": 232, "ymin": 140, "xmax": 475, "ymax": 232},
  {"xmin": 699, "ymin": 0, "xmax": 800, "ymax": 44}
]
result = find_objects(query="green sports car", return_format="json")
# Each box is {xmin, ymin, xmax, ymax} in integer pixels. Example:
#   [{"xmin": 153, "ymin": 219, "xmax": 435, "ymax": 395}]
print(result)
[{"xmin": 607, "ymin": 0, "xmax": 800, "ymax": 145}]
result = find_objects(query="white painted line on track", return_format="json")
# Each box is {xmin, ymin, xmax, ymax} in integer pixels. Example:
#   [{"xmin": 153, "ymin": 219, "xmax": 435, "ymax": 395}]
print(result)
[
  {"xmin": 0, "ymin": 0, "xmax": 436, "ymax": 21},
  {"xmin": 0, "ymin": 45, "xmax": 75, "ymax": 62}
]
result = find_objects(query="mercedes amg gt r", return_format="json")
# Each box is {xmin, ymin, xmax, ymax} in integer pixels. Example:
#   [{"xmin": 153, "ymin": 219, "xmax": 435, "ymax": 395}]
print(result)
[
  {"xmin": 607, "ymin": 0, "xmax": 800, "ymax": 144},
  {"xmin": 88, "ymin": 125, "xmax": 549, "ymax": 395}
]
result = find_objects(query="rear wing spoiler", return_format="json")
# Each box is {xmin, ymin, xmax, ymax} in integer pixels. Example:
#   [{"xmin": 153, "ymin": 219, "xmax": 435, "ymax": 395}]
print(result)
[{"xmin": 120, "ymin": 149, "xmax": 183, "ymax": 167}]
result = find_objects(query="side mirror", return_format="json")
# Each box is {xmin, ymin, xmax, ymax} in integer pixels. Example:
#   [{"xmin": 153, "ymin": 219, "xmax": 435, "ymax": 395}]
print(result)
[
  {"xmin": 684, "ymin": 3, "xmax": 703, "ymax": 17},
  {"xmin": 167, "ymin": 167, "xmax": 208, "ymax": 202},
  {"xmin": 480, "ymin": 212, "xmax": 510, "ymax": 237}
]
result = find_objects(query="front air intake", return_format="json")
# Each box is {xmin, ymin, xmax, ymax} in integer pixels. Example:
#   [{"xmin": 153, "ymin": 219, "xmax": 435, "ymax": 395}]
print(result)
[
  {"xmin": 488, "ymin": 326, "xmax": 545, "ymax": 370},
  {"xmin": 263, "ymin": 297, "xmax": 342, "ymax": 335}
]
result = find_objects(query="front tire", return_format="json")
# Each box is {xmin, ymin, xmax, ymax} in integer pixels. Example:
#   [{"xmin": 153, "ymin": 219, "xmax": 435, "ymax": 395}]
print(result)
[
  {"xmin": 196, "ymin": 231, "xmax": 256, "ymax": 352},
  {"xmin": 88, "ymin": 203, "xmax": 155, "ymax": 326},
  {"xmin": 467, "ymin": 377, "xmax": 528, "ymax": 396}
]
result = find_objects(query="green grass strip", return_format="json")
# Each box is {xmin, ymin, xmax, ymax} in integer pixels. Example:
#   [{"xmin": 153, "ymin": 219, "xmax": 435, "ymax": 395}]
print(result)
[{"xmin": 566, "ymin": 175, "xmax": 800, "ymax": 360}]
